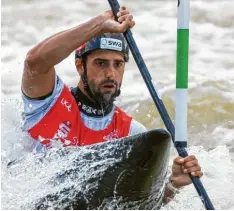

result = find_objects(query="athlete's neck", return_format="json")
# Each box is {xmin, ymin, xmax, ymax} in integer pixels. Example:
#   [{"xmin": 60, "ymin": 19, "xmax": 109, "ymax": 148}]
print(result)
[{"xmin": 71, "ymin": 86, "xmax": 114, "ymax": 117}]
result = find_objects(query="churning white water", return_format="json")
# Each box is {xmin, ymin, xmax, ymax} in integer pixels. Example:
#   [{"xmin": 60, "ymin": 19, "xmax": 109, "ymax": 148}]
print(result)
[{"xmin": 1, "ymin": 0, "xmax": 234, "ymax": 209}]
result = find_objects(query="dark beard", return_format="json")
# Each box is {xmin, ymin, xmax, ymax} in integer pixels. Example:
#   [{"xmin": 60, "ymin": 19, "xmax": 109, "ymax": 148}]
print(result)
[{"xmin": 88, "ymin": 79, "xmax": 121, "ymax": 109}]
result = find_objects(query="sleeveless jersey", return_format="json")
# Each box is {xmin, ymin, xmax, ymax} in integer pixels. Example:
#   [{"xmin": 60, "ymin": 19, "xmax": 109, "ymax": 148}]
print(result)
[{"xmin": 28, "ymin": 85, "xmax": 132, "ymax": 147}]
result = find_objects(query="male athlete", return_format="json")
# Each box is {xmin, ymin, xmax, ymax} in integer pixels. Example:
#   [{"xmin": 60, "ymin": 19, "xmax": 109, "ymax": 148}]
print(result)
[{"xmin": 21, "ymin": 6, "xmax": 202, "ymax": 202}]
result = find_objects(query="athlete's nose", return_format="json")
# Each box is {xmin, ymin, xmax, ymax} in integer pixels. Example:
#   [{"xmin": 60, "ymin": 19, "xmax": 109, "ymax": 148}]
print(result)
[{"xmin": 105, "ymin": 64, "xmax": 116, "ymax": 79}]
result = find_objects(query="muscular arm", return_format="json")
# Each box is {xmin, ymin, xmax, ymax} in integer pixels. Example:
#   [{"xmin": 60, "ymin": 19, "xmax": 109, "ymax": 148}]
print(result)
[
  {"xmin": 22, "ymin": 16, "xmax": 105, "ymax": 98},
  {"xmin": 22, "ymin": 6, "xmax": 135, "ymax": 98}
]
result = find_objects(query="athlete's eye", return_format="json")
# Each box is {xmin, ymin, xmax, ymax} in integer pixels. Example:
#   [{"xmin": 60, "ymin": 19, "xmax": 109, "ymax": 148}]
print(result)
[
  {"xmin": 96, "ymin": 60, "xmax": 108, "ymax": 67},
  {"xmin": 114, "ymin": 62, "xmax": 124, "ymax": 68},
  {"xmin": 98, "ymin": 61, "xmax": 105, "ymax": 66}
]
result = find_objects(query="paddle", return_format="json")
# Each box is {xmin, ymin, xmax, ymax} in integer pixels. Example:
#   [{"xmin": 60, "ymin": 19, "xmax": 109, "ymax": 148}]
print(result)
[{"xmin": 107, "ymin": 0, "xmax": 215, "ymax": 210}]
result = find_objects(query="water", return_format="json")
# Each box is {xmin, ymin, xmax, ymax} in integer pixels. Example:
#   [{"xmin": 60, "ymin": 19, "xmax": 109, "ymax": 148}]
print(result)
[{"xmin": 1, "ymin": 0, "xmax": 234, "ymax": 209}]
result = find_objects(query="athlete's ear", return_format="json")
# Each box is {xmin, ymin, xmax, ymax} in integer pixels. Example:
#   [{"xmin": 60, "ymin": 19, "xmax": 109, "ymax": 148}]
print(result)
[{"xmin": 75, "ymin": 58, "xmax": 84, "ymax": 75}]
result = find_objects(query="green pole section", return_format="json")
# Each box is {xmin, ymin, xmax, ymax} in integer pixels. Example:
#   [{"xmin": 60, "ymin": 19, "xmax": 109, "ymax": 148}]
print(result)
[
  {"xmin": 176, "ymin": 30, "xmax": 189, "ymax": 89},
  {"xmin": 175, "ymin": 0, "xmax": 189, "ymax": 147}
]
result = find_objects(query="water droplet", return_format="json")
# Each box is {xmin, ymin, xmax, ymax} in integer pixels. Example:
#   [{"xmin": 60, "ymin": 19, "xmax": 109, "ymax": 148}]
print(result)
[
  {"xmin": 29, "ymin": 104, "xmax": 32, "ymax": 108},
  {"xmin": 147, "ymin": 114, "xmax": 151, "ymax": 118}
]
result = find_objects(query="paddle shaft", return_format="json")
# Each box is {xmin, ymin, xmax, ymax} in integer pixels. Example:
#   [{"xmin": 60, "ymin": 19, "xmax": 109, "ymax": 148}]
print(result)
[{"xmin": 107, "ymin": 0, "xmax": 215, "ymax": 210}]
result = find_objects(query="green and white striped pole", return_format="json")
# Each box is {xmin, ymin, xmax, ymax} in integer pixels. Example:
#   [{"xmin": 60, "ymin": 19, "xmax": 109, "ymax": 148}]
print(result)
[
  {"xmin": 175, "ymin": 0, "xmax": 189, "ymax": 148},
  {"xmin": 175, "ymin": 1, "xmax": 215, "ymax": 209}
]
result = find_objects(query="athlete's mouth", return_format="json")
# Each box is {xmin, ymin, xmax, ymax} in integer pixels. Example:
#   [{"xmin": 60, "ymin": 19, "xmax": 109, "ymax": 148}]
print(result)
[{"xmin": 102, "ymin": 83, "xmax": 116, "ymax": 89}]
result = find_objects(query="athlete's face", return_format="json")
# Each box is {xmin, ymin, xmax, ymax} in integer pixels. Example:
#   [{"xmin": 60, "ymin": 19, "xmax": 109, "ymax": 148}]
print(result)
[{"xmin": 85, "ymin": 50, "xmax": 125, "ymax": 106}]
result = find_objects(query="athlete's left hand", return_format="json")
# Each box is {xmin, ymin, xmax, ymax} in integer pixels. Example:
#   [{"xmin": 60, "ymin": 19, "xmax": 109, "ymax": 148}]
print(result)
[{"xmin": 170, "ymin": 155, "xmax": 203, "ymax": 188}]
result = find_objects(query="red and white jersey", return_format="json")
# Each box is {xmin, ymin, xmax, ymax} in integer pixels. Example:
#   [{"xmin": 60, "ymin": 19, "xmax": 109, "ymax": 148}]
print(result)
[
  {"xmin": 28, "ymin": 85, "xmax": 132, "ymax": 147},
  {"xmin": 22, "ymin": 76, "xmax": 147, "ymax": 150}
]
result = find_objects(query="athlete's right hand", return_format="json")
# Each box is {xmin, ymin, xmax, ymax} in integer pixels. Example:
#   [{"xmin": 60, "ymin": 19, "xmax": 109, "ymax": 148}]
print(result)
[{"xmin": 100, "ymin": 6, "xmax": 135, "ymax": 33}]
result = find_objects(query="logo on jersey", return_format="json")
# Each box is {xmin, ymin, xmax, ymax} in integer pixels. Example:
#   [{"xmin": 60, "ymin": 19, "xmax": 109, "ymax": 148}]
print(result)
[
  {"xmin": 61, "ymin": 98, "xmax": 72, "ymax": 112},
  {"xmin": 100, "ymin": 38, "xmax": 122, "ymax": 51},
  {"xmin": 53, "ymin": 121, "xmax": 71, "ymax": 140},
  {"xmin": 39, "ymin": 121, "xmax": 79, "ymax": 147},
  {"xmin": 78, "ymin": 102, "xmax": 105, "ymax": 115},
  {"xmin": 103, "ymin": 130, "xmax": 119, "ymax": 142}
]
